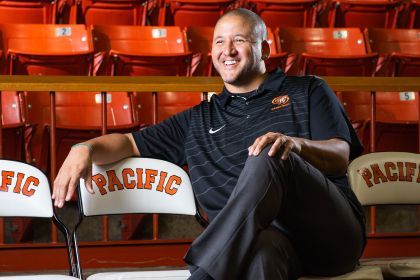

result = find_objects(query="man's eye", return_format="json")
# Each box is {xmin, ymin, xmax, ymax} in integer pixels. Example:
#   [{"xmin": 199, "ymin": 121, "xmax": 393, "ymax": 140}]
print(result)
[
  {"xmin": 215, "ymin": 40, "xmax": 223, "ymax": 45},
  {"xmin": 234, "ymin": 38, "xmax": 245, "ymax": 44}
]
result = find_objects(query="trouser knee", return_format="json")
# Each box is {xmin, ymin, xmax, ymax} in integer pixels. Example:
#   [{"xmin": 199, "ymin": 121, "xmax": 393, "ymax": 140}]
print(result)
[{"xmin": 244, "ymin": 144, "xmax": 300, "ymax": 179}]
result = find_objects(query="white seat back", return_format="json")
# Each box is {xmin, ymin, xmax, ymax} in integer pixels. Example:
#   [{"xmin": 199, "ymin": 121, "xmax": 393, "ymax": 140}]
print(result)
[
  {"xmin": 79, "ymin": 158, "xmax": 197, "ymax": 216},
  {"xmin": 0, "ymin": 160, "xmax": 52, "ymax": 218},
  {"xmin": 348, "ymin": 152, "xmax": 420, "ymax": 206}
]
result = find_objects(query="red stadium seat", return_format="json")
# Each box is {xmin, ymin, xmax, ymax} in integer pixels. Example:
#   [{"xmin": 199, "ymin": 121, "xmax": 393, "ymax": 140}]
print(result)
[
  {"xmin": 3, "ymin": 24, "xmax": 137, "ymax": 174},
  {"xmin": 279, "ymin": 27, "xmax": 378, "ymax": 75},
  {"xmin": 92, "ymin": 24, "xmax": 200, "ymax": 124},
  {"xmin": 328, "ymin": 0, "xmax": 403, "ymax": 29},
  {"xmin": 408, "ymin": 0, "xmax": 420, "ymax": 28},
  {"xmin": 266, "ymin": 27, "xmax": 289, "ymax": 72},
  {"xmin": 247, "ymin": 0, "xmax": 320, "ymax": 28},
  {"xmin": 366, "ymin": 28, "xmax": 420, "ymax": 76},
  {"xmin": 161, "ymin": 0, "xmax": 235, "ymax": 27},
  {"xmin": 92, "ymin": 25, "xmax": 192, "ymax": 76},
  {"xmin": 353, "ymin": 28, "xmax": 420, "ymax": 153},
  {"xmin": 0, "ymin": 28, "xmax": 25, "ymax": 162},
  {"xmin": 1, "ymin": 91, "xmax": 25, "ymax": 162},
  {"xmin": 70, "ymin": 0, "xmax": 148, "ymax": 25},
  {"xmin": 185, "ymin": 26, "xmax": 214, "ymax": 76},
  {"xmin": 279, "ymin": 27, "xmax": 382, "ymax": 152},
  {"xmin": 0, "ymin": 0, "xmax": 57, "ymax": 24}
]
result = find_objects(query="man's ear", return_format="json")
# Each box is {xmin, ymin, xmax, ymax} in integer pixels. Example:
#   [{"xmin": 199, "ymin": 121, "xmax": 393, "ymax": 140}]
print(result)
[{"xmin": 261, "ymin": 40, "xmax": 271, "ymax": 61}]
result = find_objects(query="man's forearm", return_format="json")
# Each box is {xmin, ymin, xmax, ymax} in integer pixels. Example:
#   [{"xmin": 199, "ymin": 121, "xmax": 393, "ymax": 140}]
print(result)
[
  {"xmin": 297, "ymin": 138, "xmax": 350, "ymax": 176},
  {"xmin": 82, "ymin": 133, "xmax": 140, "ymax": 165}
]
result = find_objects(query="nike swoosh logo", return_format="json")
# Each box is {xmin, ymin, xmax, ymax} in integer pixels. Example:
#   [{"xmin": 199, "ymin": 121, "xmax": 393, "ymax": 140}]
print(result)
[{"xmin": 209, "ymin": 124, "xmax": 226, "ymax": 134}]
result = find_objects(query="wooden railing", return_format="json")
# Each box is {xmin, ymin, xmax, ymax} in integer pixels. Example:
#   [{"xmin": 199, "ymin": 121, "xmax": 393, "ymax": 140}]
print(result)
[{"xmin": 0, "ymin": 76, "xmax": 419, "ymax": 273}]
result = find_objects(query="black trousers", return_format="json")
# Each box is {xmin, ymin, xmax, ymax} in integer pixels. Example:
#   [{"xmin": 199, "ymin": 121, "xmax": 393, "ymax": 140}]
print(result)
[{"xmin": 184, "ymin": 146, "xmax": 365, "ymax": 280}]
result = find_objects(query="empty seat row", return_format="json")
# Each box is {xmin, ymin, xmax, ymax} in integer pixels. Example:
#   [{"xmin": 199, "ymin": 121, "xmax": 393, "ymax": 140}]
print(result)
[
  {"xmin": 0, "ymin": 23, "xmax": 202, "ymax": 175},
  {"xmin": 0, "ymin": 24, "xmax": 418, "ymax": 173},
  {"xmin": 0, "ymin": 0, "xmax": 419, "ymax": 28}
]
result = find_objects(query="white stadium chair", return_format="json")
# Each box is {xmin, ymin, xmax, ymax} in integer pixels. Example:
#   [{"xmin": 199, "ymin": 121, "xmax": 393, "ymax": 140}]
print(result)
[
  {"xmin": 76, "ymin": 157, "xmax": 207, "ymax": 280},
  {"xmin": 0, "ymin": 160, "xmax": 81, "ymax": 279},
  {"xmin": 301, "ymin": 151, "xmax": 420, "ymax": 279},
  {"xmin": 348, "ymin": 152, "xmax": 420, "ymax": 278}
]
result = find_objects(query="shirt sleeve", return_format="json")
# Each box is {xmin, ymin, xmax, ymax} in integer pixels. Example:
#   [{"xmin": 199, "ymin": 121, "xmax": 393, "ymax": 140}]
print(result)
[
  {"xmin": 131, "ymin": 108, "xmax": 192, "ymax": 166},
  {"xmin": 309, "ymin": 77, "xmax": 364, "ymax": 160}
]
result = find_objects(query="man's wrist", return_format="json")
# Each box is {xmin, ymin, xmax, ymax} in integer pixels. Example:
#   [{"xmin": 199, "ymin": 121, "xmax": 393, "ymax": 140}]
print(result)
[{"xmin": 72, "ymin": 143, "xmax": 94, "ymax": 155}]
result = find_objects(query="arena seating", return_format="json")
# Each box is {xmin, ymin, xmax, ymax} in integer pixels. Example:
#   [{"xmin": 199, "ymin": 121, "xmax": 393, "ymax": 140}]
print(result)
[
  {"xmin": 247, "ymin": 0, "xmax": 320, "ymax": 28},
  {"xmin": 0, "ymin": 3, "xmax": 419, "ymax": 278},
  {"xmin": 343, "ymin": 28, "xmax": 420, "ymax": 153},
  {"xmin": 278, "ymin": 27, "xmax": 377, "ymax": 76},
  {"xmin": 279, "ymin": 27, "xmax": 383, "ymax": 153},
  {"xmin": 70, "ymin": 0, "xmax": 148, "ymax": 26},
  {"xmin": 0, "ymin": 159, "xmax": 81, "ymax": 279},
  {"xmin": 3, "ymin": 23, "xmax": 137, "ymax": 175},
  {"xmin": 160, "ymin": 0, "xmax": 235, "ymax": 27},
  {"xmin": 92, "ymin": 24, "xmax": 200, "ymax": 124},
  {"xmin": 0, "ymin": 0, "xmax": 57, "ymax": 24},
  {"xmin": 328, "ymin": 0, "xmax": 403, "ymax": 28}
]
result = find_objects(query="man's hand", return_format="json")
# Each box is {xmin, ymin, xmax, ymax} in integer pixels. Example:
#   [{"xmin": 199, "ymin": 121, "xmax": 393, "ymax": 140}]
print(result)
[
  {"xmin": 52, "ymin": 144, "xmax": 94, "ymax": 208},
  {"xmin": 248, "ymin": 132, "xmax": 302, "ymax": 160}
]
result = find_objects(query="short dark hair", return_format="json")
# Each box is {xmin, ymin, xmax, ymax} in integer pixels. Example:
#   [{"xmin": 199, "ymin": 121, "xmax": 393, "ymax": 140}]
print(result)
[{"xmin": 217, "ymin": 8, "xmax": 267, "ymax": 41}]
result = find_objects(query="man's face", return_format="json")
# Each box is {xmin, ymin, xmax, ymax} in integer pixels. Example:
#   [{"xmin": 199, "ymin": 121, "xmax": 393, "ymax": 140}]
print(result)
[{"xmin": 212, "ymin": 15, "xmax": 264, "ymax": 88}]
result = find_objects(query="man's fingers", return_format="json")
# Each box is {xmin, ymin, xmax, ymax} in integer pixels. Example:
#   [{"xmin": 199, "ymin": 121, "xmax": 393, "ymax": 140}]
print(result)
[
  {"xmin": 252, "ymin": 138, "xmax": 268, "ymax": 155},
  {"xmin": 65, "ymin": 177, "xmax": 78, "ymax": 202},
  {"xmin": 268, "ymin": 137, "xmax": 282, "ymax": 156},
  {"xmin": 248, "ymin": 137, "xmax": 261, "ymax": 155},
  {"xmin": 84, "ymin": 167, "xmax": 94, "ymax": 194},
  {"xmin": 249, "ymin": 133, "xmax": 283, "ymax": 156},
  {"xmin": 281, "ymin": 141, "xmax": 294, "ymax": 160},
  {"xmin": 54, "ymin": 177, "xmax": 68, "ymax": 208}
]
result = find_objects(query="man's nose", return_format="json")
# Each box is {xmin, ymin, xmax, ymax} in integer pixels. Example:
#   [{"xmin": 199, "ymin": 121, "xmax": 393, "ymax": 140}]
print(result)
[{"xmin": 223, "ymin": 41, "xmax": 237, "ymax": 56}]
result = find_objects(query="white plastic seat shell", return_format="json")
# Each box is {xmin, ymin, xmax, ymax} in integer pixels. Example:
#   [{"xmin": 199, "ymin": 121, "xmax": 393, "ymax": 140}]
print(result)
[
  {"xmin": 0, "ymin": 159, "xmax": 80, "ymax": 280},
  {"xmin": 87, "ymin": 269, "xmax": 191, "ymax": 280}
]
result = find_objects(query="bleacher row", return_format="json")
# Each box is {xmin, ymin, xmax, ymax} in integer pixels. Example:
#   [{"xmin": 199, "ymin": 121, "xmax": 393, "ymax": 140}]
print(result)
[
  {"xmin": 0, "ymin": 1, "xmax": 419, "ymax": 279},
  {"xmin": 0, "ymin": 22, "xmax": 418, "ymax": 176},
  {"xmin": 0, "ymin": 0, "xmax": 419, "ymax": 29}
]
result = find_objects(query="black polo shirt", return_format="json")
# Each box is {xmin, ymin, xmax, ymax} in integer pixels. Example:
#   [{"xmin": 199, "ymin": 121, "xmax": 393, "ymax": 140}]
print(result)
[{"xmin": 132, "ymin": 69, "xmax": 364, "ymax": 221}]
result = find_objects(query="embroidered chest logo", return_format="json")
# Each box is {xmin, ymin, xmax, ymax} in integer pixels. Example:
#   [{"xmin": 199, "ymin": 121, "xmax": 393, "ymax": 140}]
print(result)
[{"xmin": 271, "ymin": 95, "xmax": 290, "ymax": 111}]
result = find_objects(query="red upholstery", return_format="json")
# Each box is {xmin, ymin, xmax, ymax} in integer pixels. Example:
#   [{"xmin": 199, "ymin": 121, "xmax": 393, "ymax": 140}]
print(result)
[
  {"xmin": 71, "ymin": 0, "xmax": 148, "ymax": 25},
  {"xmin": 247, "ymin": 0, "xmax": 319, "ymax": 28},
  {"xmin": 0, "ymin": 0, "xmax": 56, "ymax": 24},
  {"xmin": 328, "ymin": 0, "xmax": 403, "ymax": 28}
]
